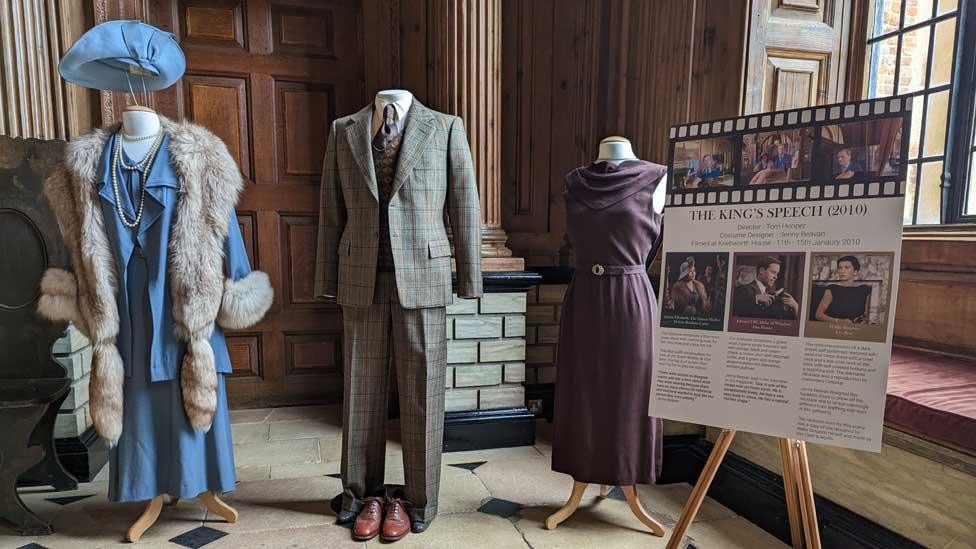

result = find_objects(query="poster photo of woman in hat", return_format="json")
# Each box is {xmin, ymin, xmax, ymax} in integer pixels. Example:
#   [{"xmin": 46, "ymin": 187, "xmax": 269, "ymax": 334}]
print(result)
[{"xmin": 661, "ymin": 252, "xmax": 729, "ymax": 331}]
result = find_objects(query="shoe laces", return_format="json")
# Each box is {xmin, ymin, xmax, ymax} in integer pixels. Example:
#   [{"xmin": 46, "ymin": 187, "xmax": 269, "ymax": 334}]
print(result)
[
  {"xmin": 364, "ymin": 498, "xmax": 382, "ymax": 518},
  {"xmin": 387, "ymin": 498, "xmax": 405, "ymax": 520}
]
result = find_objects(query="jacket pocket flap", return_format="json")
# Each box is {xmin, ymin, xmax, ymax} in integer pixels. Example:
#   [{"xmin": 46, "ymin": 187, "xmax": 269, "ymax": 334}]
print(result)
[{"xmin": 428, "ymin": 239, "xmax": 452, "ymax": 258}]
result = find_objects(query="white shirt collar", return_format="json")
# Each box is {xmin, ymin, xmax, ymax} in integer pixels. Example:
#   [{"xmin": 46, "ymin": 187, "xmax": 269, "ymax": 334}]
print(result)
[
  {"xmin": 372, "ymin": 92, "xmax": 413, "ymax": 136},
  {"xmin": 755, "ymin": 278, "xmax": 767, "ymax": 294}
]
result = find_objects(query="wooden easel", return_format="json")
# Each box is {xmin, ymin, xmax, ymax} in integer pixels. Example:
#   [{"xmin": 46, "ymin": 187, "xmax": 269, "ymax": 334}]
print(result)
[
  {"xmin": 665, "ymin": 430, "xmax": 821, "ymax": 549},
  {"xmin": 545, "ymin": 480, "xmax": 666, "ymax": 536},
  {"xmin": 126, "ymin": 491, "xmax": 238, "ymax": 542}
]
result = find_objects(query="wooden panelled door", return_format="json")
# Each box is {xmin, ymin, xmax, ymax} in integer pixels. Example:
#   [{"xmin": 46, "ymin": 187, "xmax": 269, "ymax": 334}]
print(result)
[
  {"xmin": 744, "ymin": 0, "xmax": 853, "ymax": 114},
  {"xmin": 143, "ymin": 0, "xmax": 365, "ymax": 408}
]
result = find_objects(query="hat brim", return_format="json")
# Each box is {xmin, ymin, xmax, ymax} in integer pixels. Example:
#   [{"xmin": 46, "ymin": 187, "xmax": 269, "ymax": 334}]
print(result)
[{"xmin": 59, "ymin": 57, "xmax": 185, "ymax": 93}]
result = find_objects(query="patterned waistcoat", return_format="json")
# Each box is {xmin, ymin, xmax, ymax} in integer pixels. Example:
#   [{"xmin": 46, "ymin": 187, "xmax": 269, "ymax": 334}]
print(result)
[{"xmin": 372, "ymin": 134, "xmax": 403, "ymax": 271}]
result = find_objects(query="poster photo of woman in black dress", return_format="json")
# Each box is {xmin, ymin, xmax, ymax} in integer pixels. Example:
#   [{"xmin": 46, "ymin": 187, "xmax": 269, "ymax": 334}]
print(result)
[
  {"xmin": 814, "ymin": 256, "xmax": 871, "ymax": 323},
  {"xmin": 805, "ymin": 252, "xmax": 895, "ymax": 343}
]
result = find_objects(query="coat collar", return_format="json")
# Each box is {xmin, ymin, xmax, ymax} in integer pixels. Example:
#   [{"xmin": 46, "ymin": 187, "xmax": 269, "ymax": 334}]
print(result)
[
  {"xmin": 96, "ymin": 131, "xmax": 180, "ymax": 191},
  {"xmin": 391, "ymin": 100, "xmax": 435, "ymax": 198},
  {"xmin": 345, "ymin": 105, "xmax": 377, "ymax": 199},
  {"xmin": 96, "ymin": 132, "xmax": 179, "ymax": 237},
  {"xmin": 345, "ymin": 99, "xmax": 436, "ymax": 201}
]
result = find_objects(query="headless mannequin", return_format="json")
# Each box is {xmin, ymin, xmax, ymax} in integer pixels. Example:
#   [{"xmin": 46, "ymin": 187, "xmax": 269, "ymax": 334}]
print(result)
[
  {"xmin": 545, "ymin": 136, "xmax": 666, "ymax": 537},
  {"xmin": 119, "ymin": 103, "xmax": 239, "ymax": 542}
]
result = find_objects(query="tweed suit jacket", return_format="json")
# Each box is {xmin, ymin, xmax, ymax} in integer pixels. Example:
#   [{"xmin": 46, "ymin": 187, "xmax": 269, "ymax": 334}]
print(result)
[{"xmin": 314, "ymin": 100, "xmax": 483, "ymax": 309}]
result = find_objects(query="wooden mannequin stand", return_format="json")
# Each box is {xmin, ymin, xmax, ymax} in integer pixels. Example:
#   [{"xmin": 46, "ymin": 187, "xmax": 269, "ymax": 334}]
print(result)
[
  {"xmin": 545, "ymin": 481, "xmax": 666, "ymax": 536},
  {"xmin": 126, "ymin": 491, "xmax": 238, "ymax": 542},
  {"xmin": 665, "ymin": 430, "xmax": 821, "ymax": 549}
]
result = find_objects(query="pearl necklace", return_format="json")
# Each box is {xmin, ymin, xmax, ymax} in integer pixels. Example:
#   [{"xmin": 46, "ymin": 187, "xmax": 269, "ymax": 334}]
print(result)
[
  {"xmin": 112, "ymin": 132, "xmax": 164, "ymax": 229},
  {"xmin": 121, "ymin": 131, "xmax": 159, "ymax": 142},
  {"xmin": 118, "ymin": 131, "xmax": 163, "ymax": 171}
]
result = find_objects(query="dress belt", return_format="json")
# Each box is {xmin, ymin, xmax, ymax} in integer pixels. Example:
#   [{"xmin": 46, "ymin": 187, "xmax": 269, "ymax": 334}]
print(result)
[{"xmin": 577, "ymin": 263, "xmax": 646, "ymax": 277}]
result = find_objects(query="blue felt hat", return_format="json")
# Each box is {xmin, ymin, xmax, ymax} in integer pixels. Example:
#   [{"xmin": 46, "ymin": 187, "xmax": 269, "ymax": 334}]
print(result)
[{"xmin": 59, "ymin": 20, "xmax": 185, "ymax": 93}]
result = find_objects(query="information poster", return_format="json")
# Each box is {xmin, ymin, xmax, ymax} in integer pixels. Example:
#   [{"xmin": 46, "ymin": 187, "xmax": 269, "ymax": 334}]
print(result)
[{"xmin": 649, "ymin": 97, "xmax": 911, "ymax": 452}]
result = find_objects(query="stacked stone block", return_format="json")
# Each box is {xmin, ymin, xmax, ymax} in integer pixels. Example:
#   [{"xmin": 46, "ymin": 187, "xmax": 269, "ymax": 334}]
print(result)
[
  {"xmin": 523, "ymin": 283, "xmax": 568, "ymax": 385},
  {"xmin": 445, "ymin": 292, "xmax": 529, "ymax": 412},
  {"xmin": 52, "ymin": 325, "xmax": 93, "ymax": 439}
]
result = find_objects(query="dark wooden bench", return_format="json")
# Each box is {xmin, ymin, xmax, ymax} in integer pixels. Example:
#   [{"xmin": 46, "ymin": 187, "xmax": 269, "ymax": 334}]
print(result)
[{"xmin": 0, "ymin": 136, "xmax": 77, "ymax": 535}]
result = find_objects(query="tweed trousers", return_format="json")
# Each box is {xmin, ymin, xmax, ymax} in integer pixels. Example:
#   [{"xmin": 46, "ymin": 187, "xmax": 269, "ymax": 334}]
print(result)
[{"xmin": 339, "ymin": 271, "xmax": 447, "ymax": 523}]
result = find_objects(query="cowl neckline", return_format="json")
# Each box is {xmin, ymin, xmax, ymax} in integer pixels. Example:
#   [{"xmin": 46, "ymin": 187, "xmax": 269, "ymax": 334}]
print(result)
[{"xmin": 566, "ymin": 160, "xmax": 667, "ymax": 210}]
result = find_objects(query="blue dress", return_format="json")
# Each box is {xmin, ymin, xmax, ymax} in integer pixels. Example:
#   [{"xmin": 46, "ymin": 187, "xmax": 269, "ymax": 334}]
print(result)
[{"xmin": 97, "ymin": 131, "xmax": 242, "ymax": 502}]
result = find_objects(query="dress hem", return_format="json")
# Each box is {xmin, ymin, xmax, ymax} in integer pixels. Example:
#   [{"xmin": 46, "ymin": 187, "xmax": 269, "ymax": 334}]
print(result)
[
  {"xmin": 110, "ymin": 483, "xmax": 237, "ymax": 503},
  {"xmin": 550, "ymin": 465, "xmax": 659, "ymax": 487}
]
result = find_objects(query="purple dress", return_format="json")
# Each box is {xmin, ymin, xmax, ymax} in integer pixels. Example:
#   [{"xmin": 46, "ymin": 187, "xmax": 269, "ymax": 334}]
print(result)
[{"xmin": 551, "ymin": 160, "xmax": 667, "ymax": 486}]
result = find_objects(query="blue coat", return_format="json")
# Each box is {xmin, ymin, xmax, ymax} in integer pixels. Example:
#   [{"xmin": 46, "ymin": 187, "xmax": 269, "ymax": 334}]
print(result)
[
  {"xmin": 97, "ymin": 132, "xmax": 251, "ymax": 381},
  {"xmin": 99, "ymin": 131, "xmax": 241, "ymax": 501}
]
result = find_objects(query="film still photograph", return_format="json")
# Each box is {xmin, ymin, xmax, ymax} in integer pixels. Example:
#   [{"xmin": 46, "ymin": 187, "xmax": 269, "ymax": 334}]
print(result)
[
  {"xmin": 672, "ymin": 137, "xmax": 736, "ymax": 189},
  {"xmin": 661, "ymin": 252, "xmax": 729, "ymax": 331},
  {"xmin": 741, "ymin": 128, "xmax": 814, "ymax": 185},
  {"xmin": 805, "ymin": 252, "xmax": 895, "ymax": 343},
  {"xmin": 818, "ymin": 117, "xmax": 904, "ymax": 182},
  {"xmin": 729, "ymin": 253, "xmax": 805, "ymax": 337}
]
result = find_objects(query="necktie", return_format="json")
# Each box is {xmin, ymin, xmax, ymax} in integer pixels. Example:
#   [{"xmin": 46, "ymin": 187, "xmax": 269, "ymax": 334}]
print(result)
[{"xmin": 372, "ymin": 104, "xmax": 399, "ymax": 150}]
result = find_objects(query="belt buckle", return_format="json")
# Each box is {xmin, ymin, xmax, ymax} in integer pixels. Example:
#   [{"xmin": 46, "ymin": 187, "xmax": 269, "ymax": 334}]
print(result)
[{"xmin": 591, "ymin": 263, "xmax": 605, "ymax": 276}]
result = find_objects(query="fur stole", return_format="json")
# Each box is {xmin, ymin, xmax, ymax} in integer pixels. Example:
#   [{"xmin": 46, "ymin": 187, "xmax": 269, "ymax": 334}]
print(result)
[{"xmin": 37, "ymin": 117, "xmax": 272, "ymax": 445}]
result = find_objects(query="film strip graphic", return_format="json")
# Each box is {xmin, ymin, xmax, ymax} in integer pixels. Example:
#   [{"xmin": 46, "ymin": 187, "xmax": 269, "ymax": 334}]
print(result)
[
  {"xmin": 666, "ymin": 95, "xmax": 912, "ymax": 208},
  {"xmin": 666, "ymin": 180, "xmax": 907, "ymax": 207}
]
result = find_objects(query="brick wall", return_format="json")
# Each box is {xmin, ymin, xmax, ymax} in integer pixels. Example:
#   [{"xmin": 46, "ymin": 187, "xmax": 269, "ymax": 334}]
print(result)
[
  {"xmin": 524, "ymin": 283, "xmax": 568, "ymax": 385},
  {"xmin": 872, "ymin": 0, "xmax": 924, "ymax": 97},
  {"xmin": 53, "ymin": 326, "xmax": 93, "ymax": 439},
  {"xmin": 445, "ymin": 292, "xmax": 529, "ymax": 412}
]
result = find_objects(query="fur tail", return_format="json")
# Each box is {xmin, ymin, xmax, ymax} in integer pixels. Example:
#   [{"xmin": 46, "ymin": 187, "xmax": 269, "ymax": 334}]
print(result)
[
  {"xmin": 181, "ymin": 338, "xmax": 218, "ymax": 432},
  {"xmin": 90, "ymin": 341, "xmax": 124, "ymax": 446}
]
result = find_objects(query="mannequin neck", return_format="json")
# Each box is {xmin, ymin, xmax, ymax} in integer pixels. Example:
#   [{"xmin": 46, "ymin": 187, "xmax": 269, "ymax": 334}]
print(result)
[
  {"xmin": 121, "ymin": 108, "xmax": 161, "ymax": 161},
  {"xmin": 375, "ymin": 89, "xmax": 413, "ymax": 107},
  {"xmin": 372, "ymin": 90, "xmax": 413, "ymax": 136},
  {"xmin": 122, "ymin": 108, "xmax": 160, "ymax": 137},
  {"xmin": 596, "ymin": 139, "xmax": 638, "ymax": 167}
]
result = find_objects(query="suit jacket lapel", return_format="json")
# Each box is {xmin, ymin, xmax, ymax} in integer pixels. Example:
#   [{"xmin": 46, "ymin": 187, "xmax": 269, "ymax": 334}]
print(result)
[
  {"xmin": 754, "ymin": 280, "xmax": 766, "ymax": 295},
  {"xmin": 391, "ymin": 100, "xmax": 435, "ymax": 198},
  {"xmin": 344, "ymin": 106, "xmax": 378, "ymax": 201}
]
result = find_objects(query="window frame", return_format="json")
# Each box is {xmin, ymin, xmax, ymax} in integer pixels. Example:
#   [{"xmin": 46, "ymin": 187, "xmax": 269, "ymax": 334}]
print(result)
[
  {"xmin": 857, "ymin": 0, "xmax": 976, "ymax": 226},
  {"xmin": 944, "ymin": 0, "xmax": 976, "ymax": 224}
]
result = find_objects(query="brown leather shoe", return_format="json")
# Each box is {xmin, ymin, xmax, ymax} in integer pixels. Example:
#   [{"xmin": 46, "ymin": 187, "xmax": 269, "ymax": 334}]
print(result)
[
  {"xmin": 381, "ymin": 498, "xmax": 411, "ymax": 542},
  {"xmin": 352, "ymin": 497, "xmax": 384, "ymax": 541}
]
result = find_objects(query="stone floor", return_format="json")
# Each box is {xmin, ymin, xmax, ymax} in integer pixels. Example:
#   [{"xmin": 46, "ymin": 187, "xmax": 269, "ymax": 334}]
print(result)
[{"xmin": 4, "ymin": 405, "xmax": 788, "ymax": 548}]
